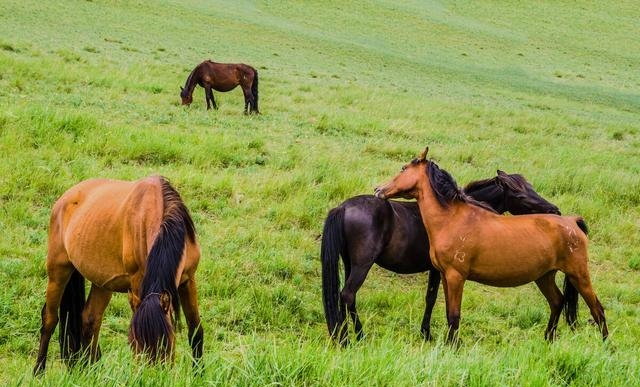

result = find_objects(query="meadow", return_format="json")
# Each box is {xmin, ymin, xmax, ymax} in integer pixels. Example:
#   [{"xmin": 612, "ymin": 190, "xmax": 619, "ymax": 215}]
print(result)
[{"xmin": 0, "ymin": 1, "xmax": 639, "ymax": 386}]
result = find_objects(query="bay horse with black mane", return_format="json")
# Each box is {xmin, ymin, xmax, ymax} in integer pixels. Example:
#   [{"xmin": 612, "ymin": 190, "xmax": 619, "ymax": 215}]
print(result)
[
  {"xmin": 180, "ymin": 60, "xmax": 259, "ymax": 114},
  {"xmin": 374, "ymin": 147, "xmax": 608, "ymax": 343},
  {"xmin": 322, "ymin": 171, "xmax": 560, "ymax": 344},
  {"xmin": 34, "ymin": 176, "xmax": 203, "ymax": 375}
]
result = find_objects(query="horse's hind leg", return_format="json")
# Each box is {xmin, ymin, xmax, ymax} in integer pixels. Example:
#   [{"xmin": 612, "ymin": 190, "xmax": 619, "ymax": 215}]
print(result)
[
  {"xmin": 241, "ymin": 87, "xmax": 252, "ymax": 115},
  {"xmin": 421, "ymin": 269, "xmax": 441, "ymax": 341},
  {"xmin": 534, "ymin": 271, "xmax": 564, "ymax": 341},
  {"xmin": 178, "ymin": 278, "xmax": 204, "ymax": 368},
  {"xmin": 341, "ymin": 261, "xmax": 374, "ymax": 341},
  {"xmin": 81, "ymin": 285, "xmax": 112, "ymax": 363},
  {"xmin": 34, "ymin": 260, "xmax": 75, "ymax": 375},
  {"xmin": 566, "ymin": 268, "xmax": 608, "ymax": 340}
]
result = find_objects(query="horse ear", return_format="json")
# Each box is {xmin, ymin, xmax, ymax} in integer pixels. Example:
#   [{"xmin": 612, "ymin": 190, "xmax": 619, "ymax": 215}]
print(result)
[
  {"xmin": 419, "ymin": 146, "xmax": 429, "ymax": 161},
  {"xmin": 159, "ymin": 292, "xmax": 172, "ymax": 314},
  {"xmin": 497, "ymin": 171, "xmax": 526, "ymax": 192}
]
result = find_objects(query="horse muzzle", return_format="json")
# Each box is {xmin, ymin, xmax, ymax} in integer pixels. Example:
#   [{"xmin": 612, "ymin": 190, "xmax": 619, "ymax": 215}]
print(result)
[{"xmin": 374, "ymin": 186, "xmax": 387, "ymax": 199}]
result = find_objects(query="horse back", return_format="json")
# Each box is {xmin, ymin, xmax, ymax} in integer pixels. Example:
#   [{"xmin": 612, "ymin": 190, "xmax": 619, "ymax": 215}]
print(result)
[
  {"xmin": 341, "ymin": 195, "xmax": 430, "ymax": 273},
  {"xmin": 50, "ymin": 177, "xmax": 167, "ymax": 291},
  {"xmin": 201, "ymin": 61, "xmax": 256, "ymax": 91}
]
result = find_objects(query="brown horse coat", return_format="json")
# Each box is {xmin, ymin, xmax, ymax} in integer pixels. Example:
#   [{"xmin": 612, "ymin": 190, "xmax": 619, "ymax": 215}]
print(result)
[
  {"xmin": 180, "ymin": 60, "xmax": 259, "ymax": 114},
  {"xmin": 375, "ymin": 147, "xmax": 608, "ymax": 343},
  {"xmin": 34, "ymin": 176, "xmax": 203, "ymax": 375}
]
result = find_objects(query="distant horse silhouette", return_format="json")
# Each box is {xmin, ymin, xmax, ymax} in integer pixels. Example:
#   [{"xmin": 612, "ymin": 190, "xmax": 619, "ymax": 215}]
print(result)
[
  {"xmin": 375, "ymin": 147, "xmax": 608, "ymax": 343},
  {"xmin": 34, "ymin": 176, "xmax": 203, "ymax": 375},
  {"xmin": 180, "ymin": 60, "xmax": 259, "ymax": 114},
  {"xmin": 322, "ymin": 171, "xmax": 560, "ymax": 343}
]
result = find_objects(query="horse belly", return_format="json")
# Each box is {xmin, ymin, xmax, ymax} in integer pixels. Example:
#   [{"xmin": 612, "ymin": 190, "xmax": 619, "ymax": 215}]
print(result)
[
  {"xmin": 66, "ymin": 240, "xmax": 131, "ymax": 291},
  {"xmin": 467, "ymin": 251, "xmax": 552, "ymax": 287}
]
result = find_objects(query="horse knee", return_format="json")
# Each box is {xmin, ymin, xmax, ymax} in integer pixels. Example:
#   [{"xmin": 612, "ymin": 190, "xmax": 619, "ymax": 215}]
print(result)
[{"xmin": 340, "ymin": 289, "xmax": 354, "ymax": 306}]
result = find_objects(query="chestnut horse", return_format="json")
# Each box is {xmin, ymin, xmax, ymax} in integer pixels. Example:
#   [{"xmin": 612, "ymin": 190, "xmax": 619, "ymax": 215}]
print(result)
[
  {"xmin": 322, "ymin": 172, "xmax": 560, "ymax": 344},
  {"xmin": 375, "ymin": 148, "xmax": 608, "ymax": 343},
  {"xmin": 34, "ymin": 176, "xmax": 204, "ymax": 375},
  {"xmin": 180, "ymin": 60, "xmax": 259, "ymax": 114}
]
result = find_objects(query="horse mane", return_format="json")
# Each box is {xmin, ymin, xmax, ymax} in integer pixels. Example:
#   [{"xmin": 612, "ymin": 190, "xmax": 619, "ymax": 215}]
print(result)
[
  {"xmin": 139, "ymin": 177, "xmax": 196, "ymax": 322},
  {"xmin": 181, "ymin": 65, "xmax": 200, "ymax": 98},
  {"xmin": 427, "ymin": 161, "xmax": 497, "ymax": 213},
  {"xmin": 463, "ymin": 176, "xmax": 498, "ymax": 193}
]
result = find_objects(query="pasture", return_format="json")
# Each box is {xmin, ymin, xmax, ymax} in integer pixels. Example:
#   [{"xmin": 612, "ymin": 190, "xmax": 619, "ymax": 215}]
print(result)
[{"xmin": 0, "ymin": 1, "xmax": 639, "ymax": 386}]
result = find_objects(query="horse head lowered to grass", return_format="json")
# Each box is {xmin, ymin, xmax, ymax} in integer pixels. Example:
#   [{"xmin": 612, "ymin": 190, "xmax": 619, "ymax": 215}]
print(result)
[
  {"xmin": 321, "ymin": 169, "xmax": 560, "ymax": 344},
  {"xmin": 374, "ymin": 147, "xmax": 608, "ymax": 344},
  {"xmin": 34, "ymin": 176, "xmax": 204, "ymax": 375}
]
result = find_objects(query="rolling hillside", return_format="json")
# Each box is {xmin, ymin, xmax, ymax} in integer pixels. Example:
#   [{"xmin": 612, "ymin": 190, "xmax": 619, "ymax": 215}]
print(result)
[{"xmin": 0, "ymin": 1, "xmax": 638, "ymax": 386}]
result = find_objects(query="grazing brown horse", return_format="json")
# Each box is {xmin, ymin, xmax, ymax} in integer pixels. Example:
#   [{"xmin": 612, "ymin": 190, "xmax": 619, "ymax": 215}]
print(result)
[
  {"xmin": 34, "ymin": 176, "xmax": 204, "ymax": 375},
  {"xmin": 322, "ymin": 172, "xmax": 560, "ymax": 344},
  {"xmin": 180, "ymin": 60, "xmax": 259, "ymax": 114},
  {"xmin": 374, "ymin": 147, "xmax": 608, "ymax": 343}
]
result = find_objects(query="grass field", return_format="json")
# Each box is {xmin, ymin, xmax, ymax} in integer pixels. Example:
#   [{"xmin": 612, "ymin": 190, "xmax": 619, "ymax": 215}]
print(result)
[{"xmin": 1, "ymin": 1, "xmax": 639, "ymax": 386}]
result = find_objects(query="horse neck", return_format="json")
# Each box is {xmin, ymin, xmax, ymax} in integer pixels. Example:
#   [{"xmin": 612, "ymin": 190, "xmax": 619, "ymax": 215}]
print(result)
[
  {"xmin": 183, "ymin": 67, "xmax": 199, "ymax": 96},
  {"xmin": 464, "ymin": 183, "xmax": 505, "ymax": 213},
  {"xmin": 415, "ymin": 178, "xmax": 461, "ymax": 237}
]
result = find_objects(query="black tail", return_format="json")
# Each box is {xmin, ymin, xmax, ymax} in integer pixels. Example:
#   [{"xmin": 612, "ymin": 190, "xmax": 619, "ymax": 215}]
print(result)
[
  {"xmin": 576, "ymin": 218, "xmax": 589, "ymax": 235},
  {"xmin": 321, "ymin": 206, "xmax": 347, "ymax": 342},
  {"xmin": 564, "ymin": 277, "xmax": 579, "ymax": 328},
  {"xmin": 59, "ymin": 269, "xmax": 85, "ymax": 365},
  {"xmin": 251, "ymin": 70, "xmax": 259, "ymax": 113},
  {"xmin": 129, "ymin": 177, "xmax": 196, "ymax": 361}
]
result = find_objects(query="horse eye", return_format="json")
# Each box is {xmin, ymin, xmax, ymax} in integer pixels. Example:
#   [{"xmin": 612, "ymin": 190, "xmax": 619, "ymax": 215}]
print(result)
[{"xmin": 401, "ymin": 165, "xmax": 407, "ymax": 172}]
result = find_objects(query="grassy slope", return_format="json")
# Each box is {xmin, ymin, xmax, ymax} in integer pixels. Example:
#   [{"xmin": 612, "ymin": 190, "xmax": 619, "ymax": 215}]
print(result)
[{"xmin": 0, "ymin": 0, "xmax": 639, "ymax": 386}]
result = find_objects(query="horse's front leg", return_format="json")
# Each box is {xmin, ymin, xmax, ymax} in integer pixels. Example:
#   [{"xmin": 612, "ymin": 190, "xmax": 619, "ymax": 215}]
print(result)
[
  {"xmin": 421, "ymin": 269, "xmax": 441, "ymax": 340},
  {"xmin": 205, "ymin": 86, "xmax": 217, "ymax": 110},
  {"xmin": 178, "ymin": 278, "xmax": 204, "ymax": 371},
  {"xmin": 442, "ymin": 270, "xmax": 465, "ymax": 346},
  {"xmin": 204, "ymin": 85, "xmax": 216, "ymax": 110}
]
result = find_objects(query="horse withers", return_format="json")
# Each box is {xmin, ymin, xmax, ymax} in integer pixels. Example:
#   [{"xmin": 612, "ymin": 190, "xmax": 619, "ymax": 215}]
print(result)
[
  {"xmin": 321, "ymin": 171, "xmax": 560, "ymax": 344},
  {"xmin": 374, "ymin": 147, "xmax": 608, "ymax": 344},
  {"xmin": 180, "ymin": 60, "xmax": 259, "ymax": 114},
  {"xmin": 34, "ymin": 176, "xmax": 204, "ymax": 375}
]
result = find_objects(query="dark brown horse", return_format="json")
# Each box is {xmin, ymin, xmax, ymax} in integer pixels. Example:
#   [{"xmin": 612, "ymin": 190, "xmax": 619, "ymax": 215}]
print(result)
[
  {"xmin": 34, "ymin": 176, "xmax": 203, "ymax": 375},
  {"xmin": 180, "ymin": 60, "xmax": 259, "ymax": 114},
  {"xmin": 321, "ymin": 171, "xmax": 560, "ymax": 344},
  {"xmin": 375, "ymin": 147, "xmax": 608, "ymax": 343}
]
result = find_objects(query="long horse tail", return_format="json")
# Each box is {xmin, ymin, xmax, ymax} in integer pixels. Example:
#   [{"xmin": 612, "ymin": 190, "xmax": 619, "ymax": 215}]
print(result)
[
  {"xmin": 251, "ymin": 68, "xmax": 259, "ymax": 113},
  {"xmin": 564, "ymin": 276, "xmax": 579, "ymax": 329},
  {"xmin": 58, "ymin": 269, "xmax": 85, "ymax": 365},
  {"xmin": 321, "ymin": 206, "xmax": 347, "ymax": 342},
  {"xmin": 564, "ymin": 216, "xmax": 587, "ymax": 328},
  {"xmin": 129, "ymin": 177, "xmax": 196, "ymax": 361}
]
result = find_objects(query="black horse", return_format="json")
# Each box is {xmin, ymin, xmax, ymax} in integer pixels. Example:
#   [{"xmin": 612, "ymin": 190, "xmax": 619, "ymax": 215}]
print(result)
[{"xmin": 321, "ymin": 170, "xmax": 561, "ymax": 343}]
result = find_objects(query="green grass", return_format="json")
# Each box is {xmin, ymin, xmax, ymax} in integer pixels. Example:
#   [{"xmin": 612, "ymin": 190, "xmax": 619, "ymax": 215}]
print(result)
[{"xmin": 1, "ymin": 0, "xmax": 639, "ymax": 386}]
